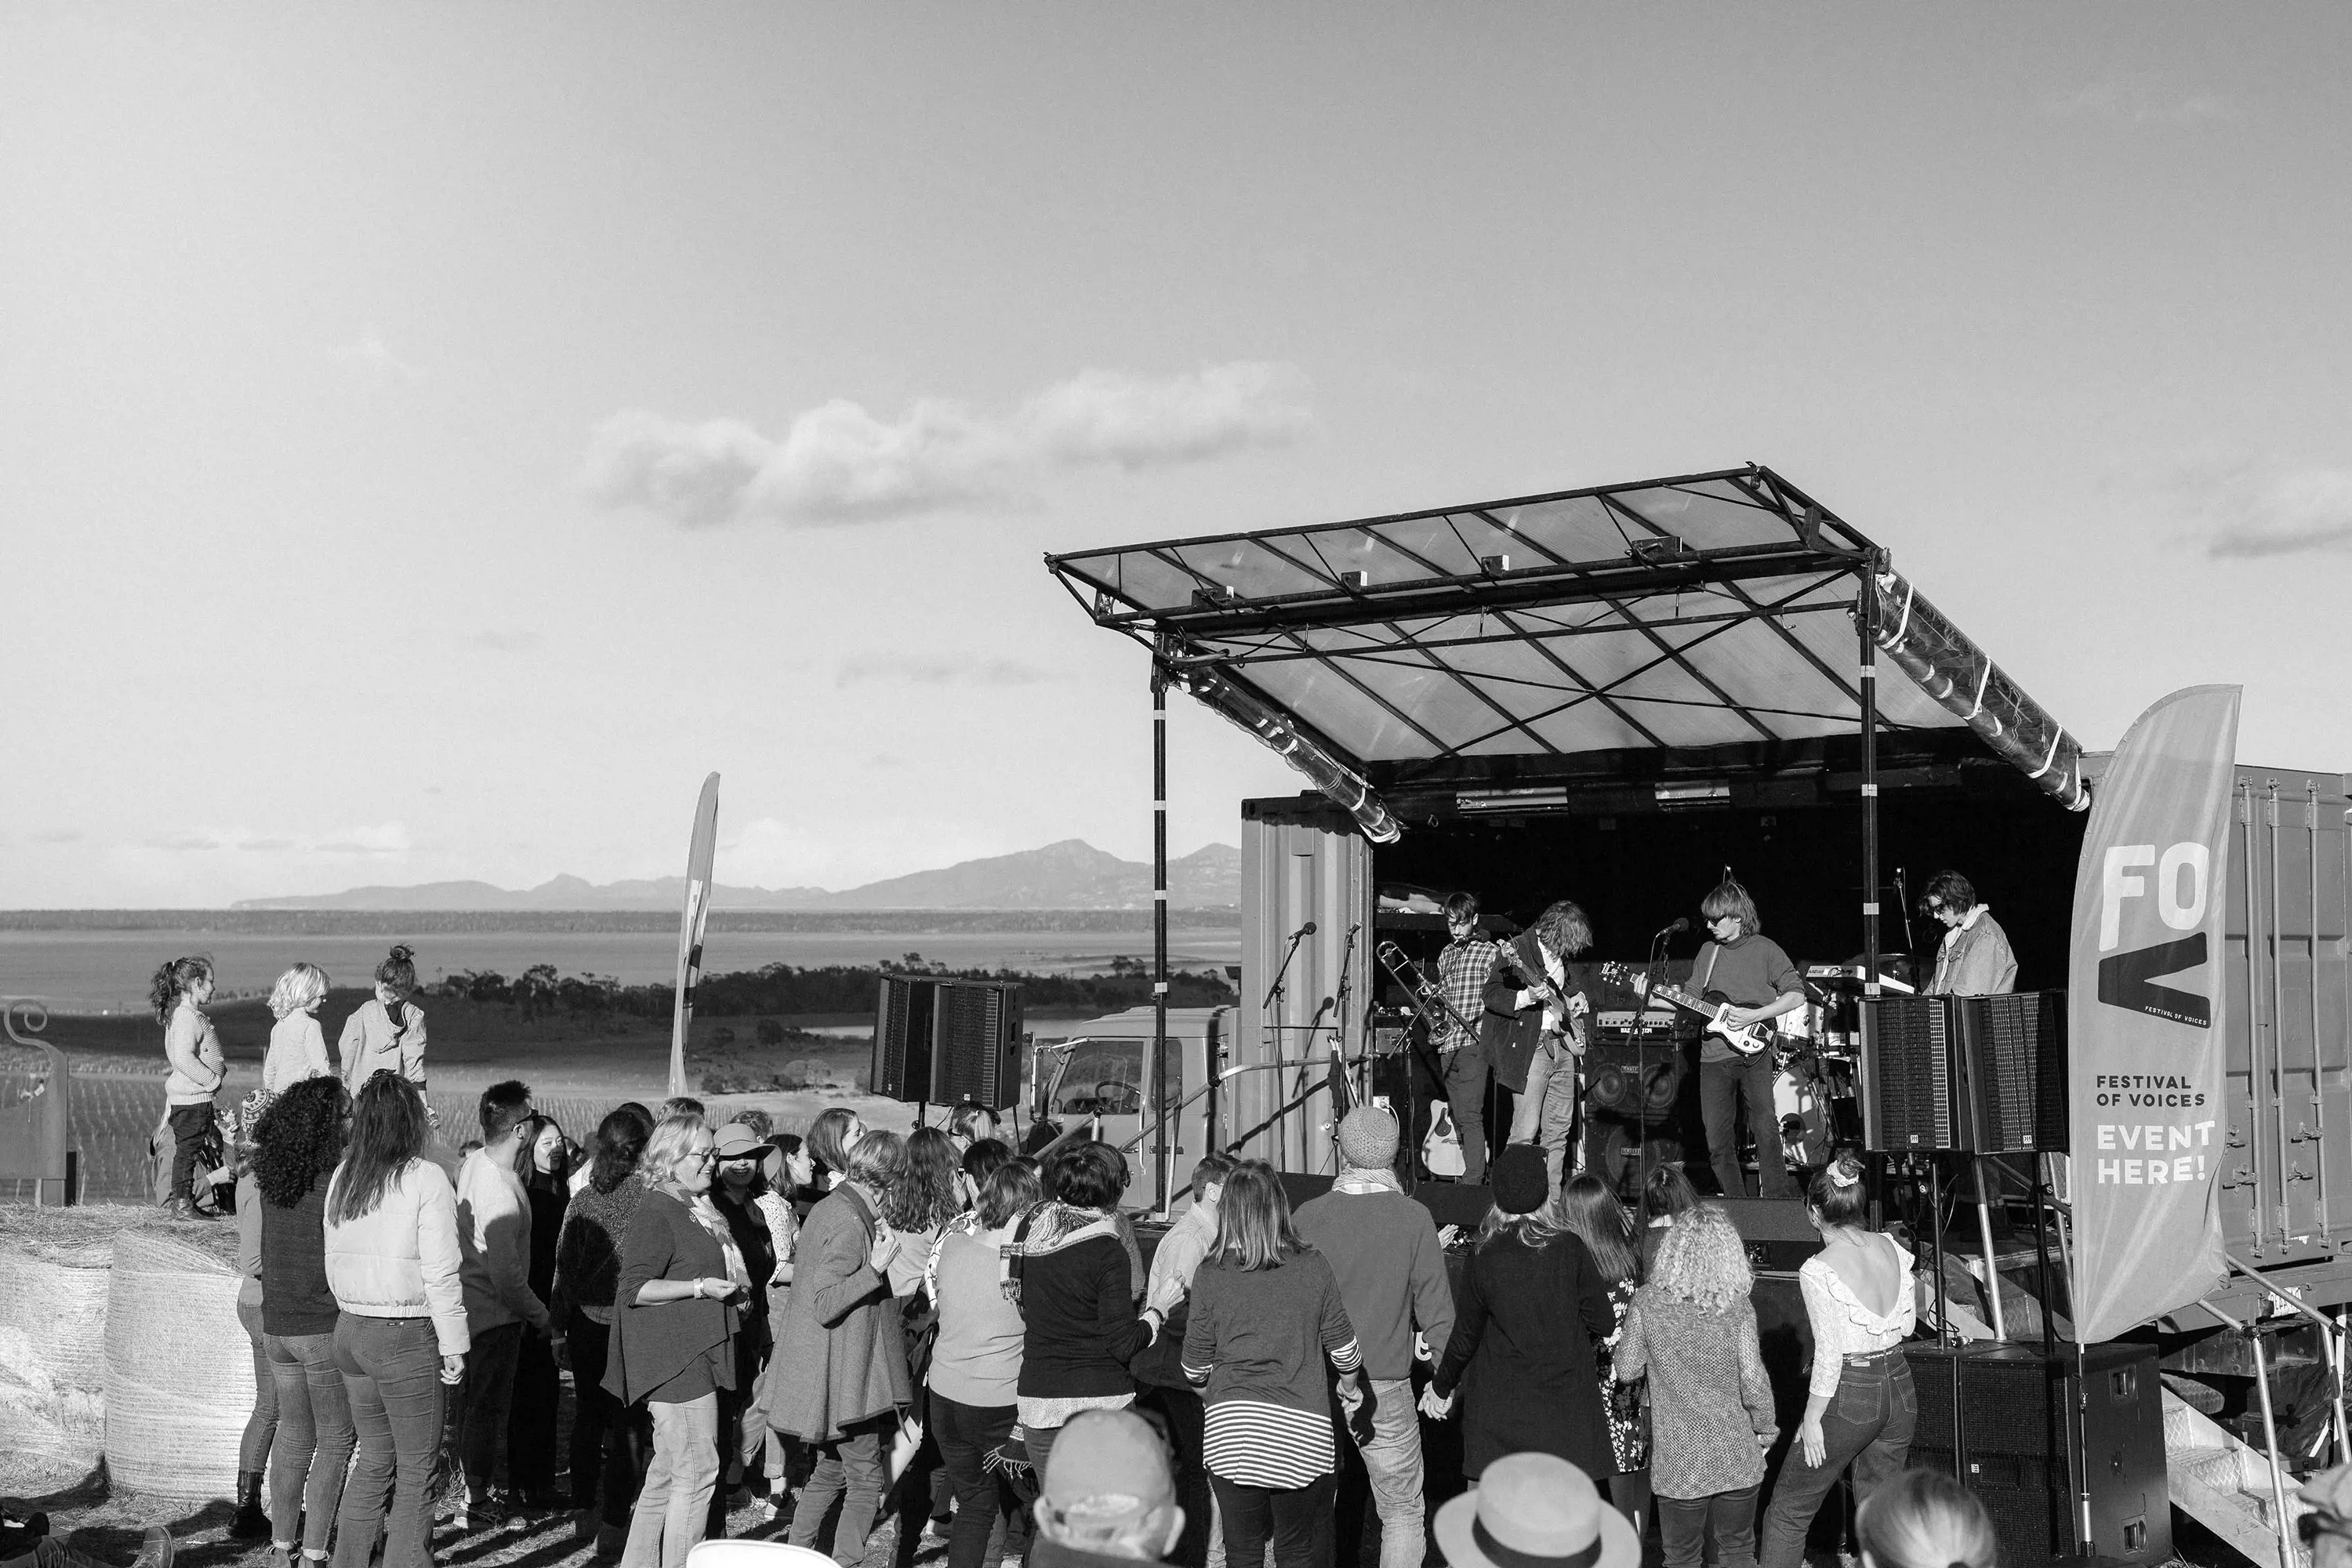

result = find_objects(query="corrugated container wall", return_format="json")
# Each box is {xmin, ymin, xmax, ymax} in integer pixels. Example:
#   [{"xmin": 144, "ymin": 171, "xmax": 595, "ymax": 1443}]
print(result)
[
  {"xmin": 2220, "ymin": 766, "xmax": 2352, "ymax": 1263},
  {"xmin": 1235, "ymin": 800, "xmax": 1374, "ymax": 1176}
]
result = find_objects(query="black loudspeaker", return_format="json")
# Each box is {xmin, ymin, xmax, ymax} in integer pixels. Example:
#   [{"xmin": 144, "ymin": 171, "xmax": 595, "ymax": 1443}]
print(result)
[
  {"xmin": 1906, "ymin": 1342, "xmax": 2170, "ymax": 1568},
  {"xmin": 1584, "ymin": 1044, "xmax": 1687, "ymax": 1126},
  {"xmin": 1862, "ymin": 995, "xmax": 1965, "ymax": 1152},
  {"xmin": 1956, "ymin": 991, "xmax": 2069, "ymax": 1152},
  {"xmin": 1715, "ymin": 1198, "xmax": 1823, "ymax": 1272},
  {"xmin": 871, "ymin": 977, "xmax": 1025, "ymax": 1109}
]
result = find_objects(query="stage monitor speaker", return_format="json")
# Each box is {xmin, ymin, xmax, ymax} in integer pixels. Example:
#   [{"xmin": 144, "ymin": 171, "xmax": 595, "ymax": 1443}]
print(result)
[
  {"xmin": 871, "ymin": 976, "xmax": 1025, "ymax": 1109},
  {"xmin": 1905, "ymin": 1341, "xmax": 2169, "ymax": 1568},
  {"xmin": 1715, "ymin": 1198, "xmax": 1822, "ymax": 1272},
  {"xmin": 1861, "ymin": 994, "xmax": 1966, "ymax": 1152},
  {"xmin": 1956, "ymin": 991, "xmax": 2069, "ymax": 1153},
  {"xmin": 1584, "ymin": 1043, "xmax": 1687, "ymax": 1127}
]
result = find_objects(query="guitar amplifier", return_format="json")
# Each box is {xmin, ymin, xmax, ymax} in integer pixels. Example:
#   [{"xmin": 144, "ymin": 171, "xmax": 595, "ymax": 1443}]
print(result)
[{"xmin": 1584, "ymin": 1043, "xmax": 1686, "ymax": 1127}]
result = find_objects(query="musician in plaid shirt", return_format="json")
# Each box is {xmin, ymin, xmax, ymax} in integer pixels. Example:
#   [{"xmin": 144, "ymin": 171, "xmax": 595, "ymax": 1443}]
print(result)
[{"xmin": 1435, "ymin": 893, "xmax": 1503, "ymax": 1183}]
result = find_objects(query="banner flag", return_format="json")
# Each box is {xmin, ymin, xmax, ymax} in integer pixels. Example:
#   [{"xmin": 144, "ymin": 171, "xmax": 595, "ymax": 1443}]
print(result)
[
  {"xmin": 669, "ymin": 772, "xmax": 722, "ymax": 1098},
  {"xmin": 2067, "ymin": 685, "xmax": 2240, "ymax": 1342}
]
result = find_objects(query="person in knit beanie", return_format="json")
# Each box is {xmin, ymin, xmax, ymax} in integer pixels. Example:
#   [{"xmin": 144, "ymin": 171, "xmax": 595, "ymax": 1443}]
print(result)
[{"xmin": 1294, "ymin": 1107, "xmax": 1455, "ymax": 1568}]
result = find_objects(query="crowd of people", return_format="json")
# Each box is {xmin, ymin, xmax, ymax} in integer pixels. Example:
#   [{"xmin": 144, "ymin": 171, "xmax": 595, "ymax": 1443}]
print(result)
[{"xmin": 92, "ymin": 942, "xmax": 1997, "ymax": 1568}]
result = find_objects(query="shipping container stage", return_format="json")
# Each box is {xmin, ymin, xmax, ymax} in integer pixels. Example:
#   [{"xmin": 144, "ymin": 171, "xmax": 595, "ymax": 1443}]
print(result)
[{"xmin": 1045, "ymin": 466, "xmax": 2352, "ymax": 1324}]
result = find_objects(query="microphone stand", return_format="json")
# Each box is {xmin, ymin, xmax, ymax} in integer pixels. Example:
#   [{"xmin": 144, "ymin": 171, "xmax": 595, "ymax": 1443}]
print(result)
[
  {"xmin": 1262, "ymin": 924, "xmax": 1312, "ymax": 1170},
  {"xmin": 1634, "ymin": 926, "xmax": 1677, "ymax": 1178},
  {"xmin": 1330, "ymin": 923, "xmax": 1363, "ymax": 1112}
]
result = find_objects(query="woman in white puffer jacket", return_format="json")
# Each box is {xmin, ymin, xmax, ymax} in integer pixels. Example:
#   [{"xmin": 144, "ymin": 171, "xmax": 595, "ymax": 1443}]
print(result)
[{"xmin": 324, "ymin": 1074, "xmax": 468, "ymax": 1568}]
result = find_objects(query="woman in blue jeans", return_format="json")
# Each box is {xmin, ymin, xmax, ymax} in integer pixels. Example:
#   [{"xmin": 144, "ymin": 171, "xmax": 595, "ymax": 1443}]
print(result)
[
  {"xmin": 253, "ymin": 1077, "xmax": 357, "ymax": 1568},
  {"xmin": 1757, "ymin": 1152, "xmax": 1917, "ymax": 1568},
  {"xmin": 323, "ymin": 1075, "xmax": 470, "ymax": 1568}
]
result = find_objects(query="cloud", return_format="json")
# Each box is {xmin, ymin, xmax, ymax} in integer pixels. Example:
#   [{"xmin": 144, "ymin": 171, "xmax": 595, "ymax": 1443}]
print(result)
[
  {"xmin": 2174, "ymin": 460, "xmax": 2352, "ymax": 558},
  {"xmin": 2047, "ymin": 74, "xmax": 2236, "ymax": 125},
  {"xmin": 331, "ymin": 327, "xmax": 423, "ymax": 383},
  {"xmin": 138, "ymin": 822, "xmax": 413, "ymax": 856},
  {"xmin": 585, "ymin": 361, "xmax": 1312, "ymax": 528},
  {"xmin": 472, "ymin": 630, "xmax": 541, "ymax": 652},
  {"xmin": 835, "ymin": 653, "xmax": 1051, "ymax": 688}
]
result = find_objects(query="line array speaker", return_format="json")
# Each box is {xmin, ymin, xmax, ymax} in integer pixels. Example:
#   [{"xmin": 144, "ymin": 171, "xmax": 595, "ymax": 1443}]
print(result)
[
  {"xmin": 870, "ymin": 976, "xmax": 1025, "ymax": 1109},
  {"xmin": 1862, "ymin": 992, "xmax": 2067, "ymax": 1154},
  {"xmin": 1904, "ymin": 1341, "xmax": 2169, "ymax": 1568}
]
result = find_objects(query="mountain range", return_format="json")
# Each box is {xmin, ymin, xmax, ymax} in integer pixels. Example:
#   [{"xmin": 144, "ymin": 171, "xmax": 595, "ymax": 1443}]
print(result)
[{"xmin": 231, "ymin": 838, "xmax": 1240, "ymax": 912}]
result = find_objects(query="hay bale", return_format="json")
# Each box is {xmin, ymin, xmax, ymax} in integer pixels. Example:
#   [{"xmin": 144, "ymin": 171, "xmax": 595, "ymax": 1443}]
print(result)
[
  {"xmin": 103, "ymin": 1227, "xmax": 249, "ymax": 1499},
  {"xmin": 0, "ymin": 1218, "xmax": 115, "ymax": 1469}
]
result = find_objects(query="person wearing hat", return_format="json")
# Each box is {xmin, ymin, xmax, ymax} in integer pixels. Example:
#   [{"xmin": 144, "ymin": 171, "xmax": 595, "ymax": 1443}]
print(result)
[
  {"xmin": 710, "ymin": 1123, "xmax": 782, "ymax": 1513},
  {"xmin": 1032, "ymin": 1408, "xmax": 1185, "ymax": 1568},
  {"xmin": 1432, "ymin": 1452, "xmax": 1640, "ymax": 1568},
  {"xmin": 1423, "ymin": 1145, "xmax": 1617, "ymax": 1485},
  {"xmin": 1294, "ymin": 1107, "xmax": 1456, "ymax": 1568}
]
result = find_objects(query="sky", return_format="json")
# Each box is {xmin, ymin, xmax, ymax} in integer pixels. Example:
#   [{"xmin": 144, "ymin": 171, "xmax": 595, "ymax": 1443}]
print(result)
[{"xmin": 3, "ymin": 5, "xmax": 2347, "ymax": 908}]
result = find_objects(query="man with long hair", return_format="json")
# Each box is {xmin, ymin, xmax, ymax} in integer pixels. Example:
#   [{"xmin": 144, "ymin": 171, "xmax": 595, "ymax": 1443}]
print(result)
[
  {"xmin": 1483, "ymin": 900, "xmax": 1595, "ymax": 1196},
  {"xmin": 1687, "ymin": 879, "xmax": 1805, "ymax": 1200}
]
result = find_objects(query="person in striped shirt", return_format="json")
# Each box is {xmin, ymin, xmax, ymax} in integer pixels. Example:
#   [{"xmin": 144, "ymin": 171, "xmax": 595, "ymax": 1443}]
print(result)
[{"xmin": 1180, "ymin": 1161, "xmax": 1372, "ymax": 1568}]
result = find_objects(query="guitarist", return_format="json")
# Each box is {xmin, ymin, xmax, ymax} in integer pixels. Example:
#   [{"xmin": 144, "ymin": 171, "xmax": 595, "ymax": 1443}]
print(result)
[
  {"xmin": 1684, "ymin": 877, "xmax": 1805, "ymax": 1200},
  {"xmin": 1483, "ymin": 899, "xmax": 1594, "ymax": 1196}
]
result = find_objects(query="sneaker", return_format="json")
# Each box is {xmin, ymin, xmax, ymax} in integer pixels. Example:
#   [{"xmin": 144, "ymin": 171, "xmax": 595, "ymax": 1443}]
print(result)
[
  {"xmin": 594, "ymin": 1522, "xmax": 628, "ymax": 1561},
  {"xmin": 130, "ymin": 1526, "xmax": 175, "ymax": 1568}
]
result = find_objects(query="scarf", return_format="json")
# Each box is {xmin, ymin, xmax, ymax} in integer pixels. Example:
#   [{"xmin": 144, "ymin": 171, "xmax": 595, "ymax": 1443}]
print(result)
[
  {"xmin": 1011, "ymin": 1201, "xmax": 1119, "ymax": 1258},
  {"xmin": 1335, "ymin": 1167, "xmax": 1403, "ymax": 1195},
  {"xmin": 654, "ymin": 1178, "xmax": 751, "ymax": 1292}
]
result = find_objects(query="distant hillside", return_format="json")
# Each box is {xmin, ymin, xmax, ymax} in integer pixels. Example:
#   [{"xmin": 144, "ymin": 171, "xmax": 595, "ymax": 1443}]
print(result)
[{"xmin": 232, "ymin": 839, "xmax": 1240, "ymax": 913}]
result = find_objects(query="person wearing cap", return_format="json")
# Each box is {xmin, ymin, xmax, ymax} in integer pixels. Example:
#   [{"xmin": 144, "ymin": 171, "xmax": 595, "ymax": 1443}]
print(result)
[
  {"xmin": 1432, "ymin": 1452, "xmax": 1640, "ymax": 1568},
  {"xmin": 710, "ymin": 1123, "xmax": 782, "ymax": 1512},
  {"xmin": 1032, "ymin": 1408, "xmax": 1186, "ymax": 1568},
  {"xmin": 1293, "ymin": 1107, "xmax": 1455, "ymax": 1568},
  {"xmin": 1424, "ymin": 1145, "xmax": 1617, "ymax": 1486},
  {"xmin": 1180, "ymin": 1160, "xmax": 1371, "ymax": 1568}
]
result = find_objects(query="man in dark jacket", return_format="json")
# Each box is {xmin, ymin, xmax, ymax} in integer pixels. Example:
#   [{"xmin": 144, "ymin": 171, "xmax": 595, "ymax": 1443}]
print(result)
[{"xmin": 1483, "ymin": 901, "xmax": 1594, "ymax": 1196}]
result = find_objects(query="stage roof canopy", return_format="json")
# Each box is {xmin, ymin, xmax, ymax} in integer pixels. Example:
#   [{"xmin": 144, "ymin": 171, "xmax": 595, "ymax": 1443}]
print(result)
[{"xmin": 1047, "ymin": 466, "xmax": 1976, "ymax": 765}]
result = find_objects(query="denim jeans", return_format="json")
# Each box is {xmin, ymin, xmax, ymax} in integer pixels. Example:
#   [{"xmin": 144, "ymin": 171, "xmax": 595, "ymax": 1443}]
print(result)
[
  {"xmin": 167, "ymin": 1102, "xmax": 212, "ymax": 1203},
  {"xmin": 1213, "ymin": 1471, "xmax": 1335, "ymax": 1568},
  {"xmin": 1508, "ymin": 1036, "xmax": 1581, "ymax": 1194},
  {"xmin": 622, "ymin": 1392, "xmax": 720, "ymax": 1568},
  {"xmin": 1699, "ymin": 1054, "xmax": 1797, "ymax": 1200},
  {"xmin": 1338, "ymin": 1377, "xmax": 1424, "ymax": 1568},
  {"xmin": 1758, "ymin": 1352, "xmax": 1915, "ymax": 1568},
  {"xmin": 333, "ymin": 1313, "xmax": 447, "ymax": 1568},
  {"xmin": 507, "ymin": 1320, "xmax": 562, "ymax": 1500},
  {"xmin": 787, "ymin": 1416, "xmax": 889, "ymax": 1565},
  {"xmin": 237, "ymin": 1293, "xmax": 281, "ymax": 1475},
  {"xmin": 267, "ymin": 1328, "xmax": 355, "ymax": 1556},
  {"xmin": 1659, "ymin": 1485, "xmax": 1758, "ymax": 1568},
  {"xmin": 447, "ymin": 1319, "xmax": 521, "ymax": 1506}
]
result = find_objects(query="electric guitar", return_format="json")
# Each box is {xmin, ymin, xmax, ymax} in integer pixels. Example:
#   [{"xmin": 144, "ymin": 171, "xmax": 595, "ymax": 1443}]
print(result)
[{"xmin": 1598, "ymin": 960, "xmax": 1786, "ymax": 1057}]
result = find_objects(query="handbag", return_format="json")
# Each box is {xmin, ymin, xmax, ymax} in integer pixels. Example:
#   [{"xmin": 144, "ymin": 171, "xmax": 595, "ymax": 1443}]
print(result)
[{"xmin": 1423, "ymin": 1102, "xmax": 1466, "ymax": 1178}]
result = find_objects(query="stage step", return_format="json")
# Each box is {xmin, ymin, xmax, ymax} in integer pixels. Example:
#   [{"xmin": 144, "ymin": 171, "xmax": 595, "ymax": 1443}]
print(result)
[{"xmin": 2163, "ymin": 1385, "xmax": 2312, "ymax": 1568}]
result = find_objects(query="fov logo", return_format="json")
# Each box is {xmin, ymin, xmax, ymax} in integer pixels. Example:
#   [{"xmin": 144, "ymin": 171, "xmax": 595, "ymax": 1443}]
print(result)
[{"xmin": 2097, "ymin": 843, "xmax": 2213, "ymax": 1028}]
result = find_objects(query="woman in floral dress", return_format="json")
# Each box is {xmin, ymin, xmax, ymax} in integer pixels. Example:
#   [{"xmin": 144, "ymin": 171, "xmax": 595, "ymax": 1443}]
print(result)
[{"xmin": 1560, "ymin": 1173, "xmax": 1653, "ymax": 1530}]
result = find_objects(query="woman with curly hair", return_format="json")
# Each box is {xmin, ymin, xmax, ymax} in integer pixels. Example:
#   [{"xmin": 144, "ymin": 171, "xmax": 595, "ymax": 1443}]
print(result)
[
  {"xmin": 882, "ymin": 1127, "xmax": 961, "ymax": 1301},
  {"xmin": 251, "ymin": 1077, "xmax": 358, "ymax": 1568},
  {"xmin": 1614, "ymin": 1205, "xmax": 1777, "ymax": 1568}
]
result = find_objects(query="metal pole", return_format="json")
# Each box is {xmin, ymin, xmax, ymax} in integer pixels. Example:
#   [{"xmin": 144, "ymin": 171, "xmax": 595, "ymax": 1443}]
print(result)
[
  {"xmin": 1857, "ymin": 561, "xmax": 1881, "ymax": 993},
  {"xmin": 1975, "ymin": 1156, "xmax": 2007, "ymax": 1339},
  {"xmin": 2249, "ymin": 1319, "xmax": 2298, "ymax": 1568},
  {"xmin": 1152, "ymin": 653, "xmax": 1171, "ymax": 1214}
]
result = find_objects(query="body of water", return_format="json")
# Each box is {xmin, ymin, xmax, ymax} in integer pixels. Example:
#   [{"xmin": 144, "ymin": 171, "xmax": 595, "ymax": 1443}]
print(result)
[{"xmin": 0, "ymin": 927, "xmax": 1243, "ymax": 1014}]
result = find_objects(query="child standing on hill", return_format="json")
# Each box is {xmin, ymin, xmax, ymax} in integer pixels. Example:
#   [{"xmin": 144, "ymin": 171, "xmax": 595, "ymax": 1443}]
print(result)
[
  {"xmin": 1613, "ymin": 1204, "xmax": 1778, "ymax": 1568},
  {"xmin": 340, "ymin": 945, "xmax": 428, "ymax": 1090},
  {"xmin": 154, "ymin": 955, "xmax": 225, "ymax": 1221},
  {"xmin": 264, "ymin": 962, "xmax": 335, "ymax": 1095}
]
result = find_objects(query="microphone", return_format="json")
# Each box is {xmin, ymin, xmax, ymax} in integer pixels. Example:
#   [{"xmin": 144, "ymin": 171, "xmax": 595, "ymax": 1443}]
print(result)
[
  {"xmin": 1288, "ymin": 920, "xmax": 1319, "ymax": 941},
  {"xmin": 1655, "ymin": 917, "xmax": 1690, "ymax": 939}
]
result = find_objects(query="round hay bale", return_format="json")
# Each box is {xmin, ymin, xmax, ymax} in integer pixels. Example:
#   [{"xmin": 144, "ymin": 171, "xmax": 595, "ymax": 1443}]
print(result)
[
  {"xmin": 103, "ymin": 1227, "xmax": 249, "ymax": 1499},
  {"xmin": 0, "ymin": 1228, "xmax": 113, "ymax": 1468}
]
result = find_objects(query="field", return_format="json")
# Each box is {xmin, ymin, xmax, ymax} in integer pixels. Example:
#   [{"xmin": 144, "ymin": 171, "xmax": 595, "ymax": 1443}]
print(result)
[{"xmin": 0, "ymin": 986, "xmax": 918, "ymax": 1203}]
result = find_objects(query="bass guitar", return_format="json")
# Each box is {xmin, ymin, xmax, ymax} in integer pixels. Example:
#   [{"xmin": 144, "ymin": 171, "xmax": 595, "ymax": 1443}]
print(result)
[{"xmin": 1597, "ymin": 960, "xmax": 1788, "ymax": 1058}]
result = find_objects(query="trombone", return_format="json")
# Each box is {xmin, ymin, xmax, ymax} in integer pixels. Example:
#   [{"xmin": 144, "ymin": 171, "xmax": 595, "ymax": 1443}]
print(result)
[{"xmin": 1376, "ymin": 941, "xmax": 1482, "ymax": 1047}]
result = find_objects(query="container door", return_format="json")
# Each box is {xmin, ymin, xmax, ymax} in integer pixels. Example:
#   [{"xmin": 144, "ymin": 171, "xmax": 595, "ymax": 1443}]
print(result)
[{"xmin": 1231, "ymin": 800, "xmax": 1375, "ymax": 1174}]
